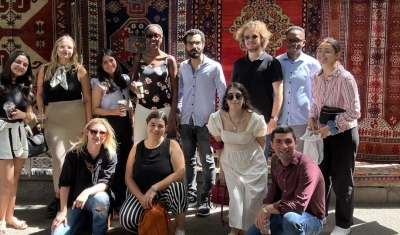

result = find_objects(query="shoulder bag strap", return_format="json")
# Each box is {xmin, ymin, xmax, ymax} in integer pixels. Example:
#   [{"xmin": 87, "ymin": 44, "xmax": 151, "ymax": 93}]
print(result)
[{"xmin": 84, "ymin": 160, "xmax": 94, "ymax": 174}]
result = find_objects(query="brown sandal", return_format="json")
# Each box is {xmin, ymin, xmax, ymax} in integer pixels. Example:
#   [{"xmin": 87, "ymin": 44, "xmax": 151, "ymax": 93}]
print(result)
[{"xmin": 6, "ymin": 217, "xmax": 27, "ymax": 230}]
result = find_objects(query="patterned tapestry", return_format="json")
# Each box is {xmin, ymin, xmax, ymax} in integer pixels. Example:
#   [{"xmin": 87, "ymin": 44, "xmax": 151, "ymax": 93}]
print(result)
[
  {"xmin": 308, "ymin": 0, "xmax": 400, "ymax": 163},
  {"xmin": 220, "ymin": 0, "xmax": 304, "ymax": 82},
  {"xmin": 0, "ymin": 0, "xmax": 73, "ymax": 77},
  {"xmin": 103, "ymin": 0, "xmax": 193, "ymax": 75}
]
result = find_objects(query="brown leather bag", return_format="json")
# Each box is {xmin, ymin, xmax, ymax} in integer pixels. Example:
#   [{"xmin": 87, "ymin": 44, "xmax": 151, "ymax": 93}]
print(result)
[{"xmin": 138, "ymin": 200, "xmax": 175, "ymax": 235}]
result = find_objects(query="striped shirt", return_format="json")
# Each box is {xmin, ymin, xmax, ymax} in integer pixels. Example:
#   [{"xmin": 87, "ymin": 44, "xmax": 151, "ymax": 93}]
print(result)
[{"xmin": 309, "ymin": 65, "xmax": 360, "ymax": 132}]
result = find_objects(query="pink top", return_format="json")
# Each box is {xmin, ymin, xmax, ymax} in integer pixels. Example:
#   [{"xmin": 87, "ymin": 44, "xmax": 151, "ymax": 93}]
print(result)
[{"xmin": 309, "ymin": 65, "xmax": 361, "ymax": 133}]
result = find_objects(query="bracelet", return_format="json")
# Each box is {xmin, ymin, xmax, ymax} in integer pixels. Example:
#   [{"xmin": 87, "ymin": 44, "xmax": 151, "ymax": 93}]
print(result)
[{"xmin": 151, "ymin": 185, "xmax": 157, "ymax": 192}]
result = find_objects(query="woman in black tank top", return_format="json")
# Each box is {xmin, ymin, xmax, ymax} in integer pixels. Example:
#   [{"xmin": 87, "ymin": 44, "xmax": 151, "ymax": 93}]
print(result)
[
  {"xmin": 36, "ymin": 35, "xmax": 92, "ymax": 219},
  {"xmin": 119, "ymin": 110, "xmax": 187, "ymax": 235}
]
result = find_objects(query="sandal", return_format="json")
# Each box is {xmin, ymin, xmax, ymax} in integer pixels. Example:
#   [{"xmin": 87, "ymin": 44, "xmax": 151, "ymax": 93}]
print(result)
[
  {"xmin": 0, "ymin": 221, "xmax": 7, "ymax": 234},
  {"xmin": 6, "ymin": 217, "xmax": 27, "ymax": 230}
]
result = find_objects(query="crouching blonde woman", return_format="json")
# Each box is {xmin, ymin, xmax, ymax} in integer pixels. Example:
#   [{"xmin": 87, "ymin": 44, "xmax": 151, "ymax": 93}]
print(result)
[{"xmin": 51, "ymin": 118, "xmax": 117, "ymax": 235}]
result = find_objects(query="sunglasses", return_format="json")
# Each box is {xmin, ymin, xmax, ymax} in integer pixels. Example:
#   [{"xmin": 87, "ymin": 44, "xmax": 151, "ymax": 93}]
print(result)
[
  {"xmin": 145, "ymin": 33, "xmax": 161, "ymax": 39},
  {"xmin": 286, "ymin": 38, "xmax": 304, "ymax": 45},
  {"xmin": 89, "ymin": 129, "xmax": 107, "ymax": 137},
  {"xmin": 243, "ymin": 35, "xmax": 259, "ymax": 40},
  {"xmin": 226, "ymin": 93, "xmax": 243, "ymax": 100}
]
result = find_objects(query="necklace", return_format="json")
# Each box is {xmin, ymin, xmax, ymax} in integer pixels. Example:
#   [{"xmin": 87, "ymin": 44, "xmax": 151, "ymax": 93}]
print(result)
[{"xmin": 228, "ymin": 109, "xmax": 244, "ymax": 132}]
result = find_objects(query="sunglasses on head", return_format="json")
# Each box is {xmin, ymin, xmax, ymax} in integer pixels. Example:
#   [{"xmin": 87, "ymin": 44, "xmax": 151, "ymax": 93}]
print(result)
[
  {"xmin": 243, "ymin": 35, "xmax": 259, "ymax": 40},
  {"xmin": 226, "ymin": 93, "xmax": 243, "ymax": 100},
  {"xmin": 89, "ymin": 129, "xmax": 107, "ymax": 137},
  {"xmin": 145, "ymin": 33, "xmax": 161, "ymax": 39}
]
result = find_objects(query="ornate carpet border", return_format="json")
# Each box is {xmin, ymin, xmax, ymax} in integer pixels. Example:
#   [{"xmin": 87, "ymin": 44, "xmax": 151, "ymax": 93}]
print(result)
[
  {"xmin": 193, "ymin": 0, "xmax": 222, "ymax": 62},
  {"xmin": 81, "ymin": 0, "xmax": 106, "ymax": 77}
]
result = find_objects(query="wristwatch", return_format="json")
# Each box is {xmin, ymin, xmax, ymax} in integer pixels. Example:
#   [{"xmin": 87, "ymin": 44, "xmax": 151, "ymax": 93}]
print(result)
[
  {"xmin": 262, "ymin": 204, "xmax": 269, "ymax": 214},
  {"xmin": 270, "ymin": 116, "xmax": 278, "ymax": 122}
]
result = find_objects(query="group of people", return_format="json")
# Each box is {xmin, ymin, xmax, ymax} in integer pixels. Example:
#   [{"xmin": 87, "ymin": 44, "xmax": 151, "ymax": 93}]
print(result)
[{"xmin": 0, "ymin": 19, "xmax": 360, "ymax": 235}]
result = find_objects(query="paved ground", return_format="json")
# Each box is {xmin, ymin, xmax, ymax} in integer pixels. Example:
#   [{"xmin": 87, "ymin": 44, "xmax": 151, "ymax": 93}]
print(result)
[{"xmin": 9, "ymin": 177, "xmax": 400, "ymax": 235}]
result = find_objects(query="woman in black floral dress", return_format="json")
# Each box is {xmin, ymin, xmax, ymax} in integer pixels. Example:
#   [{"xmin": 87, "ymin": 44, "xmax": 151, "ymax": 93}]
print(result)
[{"xmin": 130, "ymin": 24, "xmax": 178, "ymax": 143}]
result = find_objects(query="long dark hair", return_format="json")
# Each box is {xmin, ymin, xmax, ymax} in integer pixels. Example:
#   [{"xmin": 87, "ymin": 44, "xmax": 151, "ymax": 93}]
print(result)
[
  {"xmin": 0, "ymin": 51, "xmax": 34, "ymax": 104},
  {"xmin": 222, "ymin": 82, "xmax": 258, "ymax": 113},
  {"xmin": 96, "ymin": 49, "xmax": 127, "ymax": 93}
]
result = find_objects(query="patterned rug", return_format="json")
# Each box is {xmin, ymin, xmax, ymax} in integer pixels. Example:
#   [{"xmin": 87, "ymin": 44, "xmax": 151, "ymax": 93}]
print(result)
[
  {"xmin": 0, "ymin": 0, "xmax": 72, "ymax": 78},
  {"xmin": 22, "ymin": 154, "xmax": 52, "ymax": 176},
  {"xmin": 309, "ymin": 1, "xmax": 400, "ymax": 163},
  {"xmin": 354, "ymin": 161, "xmax": 400, "ymax": 183},
  {"xmin": 102, "ymin": 0, "xmax": 193, "ymax": 74},
  {"xmin": 220, "ymin": 0, "xmax": 304, "ymax": 82}
]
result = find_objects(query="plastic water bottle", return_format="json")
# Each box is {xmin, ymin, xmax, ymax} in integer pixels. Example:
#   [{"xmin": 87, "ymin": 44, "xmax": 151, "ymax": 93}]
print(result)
[{"xmin": 260, "ymin": 219, "xmax": 271, "ymax": 234}]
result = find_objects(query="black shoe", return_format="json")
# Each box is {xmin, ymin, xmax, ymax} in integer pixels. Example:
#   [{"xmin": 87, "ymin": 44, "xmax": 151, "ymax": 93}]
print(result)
[
  {"xmin": 188, "ymin": 196, "xmax": 197, "ymax": 208},
  {"xmin": 197, "ymin": 193, "xmax": 212, "ymax": 217},
  {"xmin": 46, "ymin": 198, "xmax": 60, "ymax": 219}
]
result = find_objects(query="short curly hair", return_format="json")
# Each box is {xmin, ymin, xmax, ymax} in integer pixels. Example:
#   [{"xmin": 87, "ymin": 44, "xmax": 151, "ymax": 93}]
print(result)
[{"xmin": 235, "ymin": 20, "xmax": 271, "ymax": 50}]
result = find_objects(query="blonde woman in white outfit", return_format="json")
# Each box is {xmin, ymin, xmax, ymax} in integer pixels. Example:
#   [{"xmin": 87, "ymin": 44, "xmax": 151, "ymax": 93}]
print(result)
[{"xmin": 207, "ymin": 82, "xmax": 268, "ymax": 235}]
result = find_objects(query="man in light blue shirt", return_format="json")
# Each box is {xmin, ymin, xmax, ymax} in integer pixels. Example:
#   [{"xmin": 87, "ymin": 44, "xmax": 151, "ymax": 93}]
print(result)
[
  {"xmin": 177, "ymin": 29, "xmax": 226, "ymax": 217},
  {"xmin": 277, "ymin": 26, "xmax": 321, "ymax": 151}
]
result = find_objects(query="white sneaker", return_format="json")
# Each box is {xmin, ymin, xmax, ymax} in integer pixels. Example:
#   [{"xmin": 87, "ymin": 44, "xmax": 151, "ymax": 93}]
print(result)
[
  {"xmin": 330, "ymin": 226, "xmax": 350, "ymax": 235},
  {"xmin": 176, "ymin": 228, "xmax": 185, "ymax": 235}
]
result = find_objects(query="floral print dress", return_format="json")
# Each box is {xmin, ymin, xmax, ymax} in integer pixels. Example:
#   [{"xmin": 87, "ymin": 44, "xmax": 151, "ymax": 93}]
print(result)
[{"xmin": 137, "ymin": 54, "xmax": 172, "ymax": 110}]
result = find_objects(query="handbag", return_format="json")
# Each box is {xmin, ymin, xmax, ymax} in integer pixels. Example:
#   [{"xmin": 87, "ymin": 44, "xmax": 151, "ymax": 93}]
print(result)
[
  {"xmin": 211, "ymin": 180, "xmax": 229, "ymax": 225},
  {"xmin": 26, "ymin": 125, "xmax": 49, "ymax": 158},
  {"xmin": 138, "ymin": 200, "xmax": 174, "ymax": 235},
  {"xmin": 319, "ymin": 106, "xmax": 345, "ymax": 124}
]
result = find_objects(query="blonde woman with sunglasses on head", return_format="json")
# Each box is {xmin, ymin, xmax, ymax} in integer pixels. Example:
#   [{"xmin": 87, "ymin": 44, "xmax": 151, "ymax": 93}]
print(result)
[
  {"xmin": 51, "ymin": 118, "xmax": 117, "ymax": 235},
  {"xmin": 207, "ymin": 82, "xmax": 268, "ymax": 235}
]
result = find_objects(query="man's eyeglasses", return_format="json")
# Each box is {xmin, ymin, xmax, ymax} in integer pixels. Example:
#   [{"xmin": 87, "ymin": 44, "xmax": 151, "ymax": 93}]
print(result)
[
  {"xmin": 286, "ymin": 38, "xmax": 304, "ymax": 45},
  {"xmin": 243, "ymin": 35, "xmax": 259, "ymax": 40},
  {"xmin": 187, "ymin": 41, "xmax": 202, "ymax": 46},
  {"xmin": 89, "ymin": 129, "xmax": 107, "ymax": 138},
  {"xmin": 145, "ymin": 33, "xmax": 161, "ymax": 39},
  {"xmin": 316, "ymin": 49, "xmax": 334, "ymax": 54},
  {"xmin": 226, "ymin": 93, "xmax": 243, "ymax": 100}
]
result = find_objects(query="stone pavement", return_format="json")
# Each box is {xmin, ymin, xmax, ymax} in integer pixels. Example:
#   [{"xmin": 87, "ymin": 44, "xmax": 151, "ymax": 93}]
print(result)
[{"xmin": 10, "ymin": 177, "xmax": 400, "ymax": 235}]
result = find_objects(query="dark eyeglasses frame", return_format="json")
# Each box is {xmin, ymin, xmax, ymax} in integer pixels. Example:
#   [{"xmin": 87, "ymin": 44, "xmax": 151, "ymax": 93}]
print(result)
[
  {"xmin": 186, "ymin": 41, "xmax": 202, "ymax": 46},
  {"xmin": 226, "ymin": 93, "xmax": 243, "ymax": 100},
  {"xmin": 145, "ymin": 33, "xmax": 161, "ymax": 39},
  {"xmin": 243, "ymin": 35, "xmax": 259, "ymax": 40},
  {"xmin": 89, "ymin": 129, "xmax": 107, "ymax": 137}
]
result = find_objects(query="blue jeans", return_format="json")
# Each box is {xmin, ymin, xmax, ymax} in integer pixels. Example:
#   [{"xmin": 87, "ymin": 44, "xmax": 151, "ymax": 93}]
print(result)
[
  {"xmin": 52, "ymin": 192, "xmax": 110, "ymax": 235},
  {"xmin": 180, "ymin": 124, "xmax": 216, "ymax": 199},
  {"xmin": 246, "ymin": 212, "xmax": 323, "ymax": 235}
]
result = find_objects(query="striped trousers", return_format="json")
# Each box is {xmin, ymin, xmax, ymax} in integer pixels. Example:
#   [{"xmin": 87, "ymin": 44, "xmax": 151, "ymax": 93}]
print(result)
[{"xmin": 119, "ymin": 182, "xmax": 188, "ymax": 234}]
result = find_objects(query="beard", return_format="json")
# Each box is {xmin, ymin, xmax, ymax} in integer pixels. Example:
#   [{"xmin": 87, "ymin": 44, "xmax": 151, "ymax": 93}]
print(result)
[{"xmin": 187, "ymin": 49, "xmax": 203, "ymax": 59}]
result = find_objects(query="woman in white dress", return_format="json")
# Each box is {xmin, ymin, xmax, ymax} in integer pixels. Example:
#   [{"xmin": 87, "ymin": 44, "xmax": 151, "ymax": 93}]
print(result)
[{"xmin": 207, "ymin": 82, "xmax": 268, "ymax": 235}]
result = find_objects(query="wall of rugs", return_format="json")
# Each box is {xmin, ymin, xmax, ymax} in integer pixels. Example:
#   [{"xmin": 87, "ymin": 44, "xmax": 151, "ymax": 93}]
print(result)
[{"xmin": 1, "ymin": 0, "xmax": 399, "ymax": 163}]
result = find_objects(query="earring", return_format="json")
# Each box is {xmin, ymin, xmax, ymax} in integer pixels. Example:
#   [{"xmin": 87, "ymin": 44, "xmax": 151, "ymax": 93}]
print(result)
[
  {"xmin": 224, "ymin": 103, "xmax": 228, "ymax": 108},
  {"xmin": 242, "ymin": 103, "xmax": 246, "ymax": 108}
]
